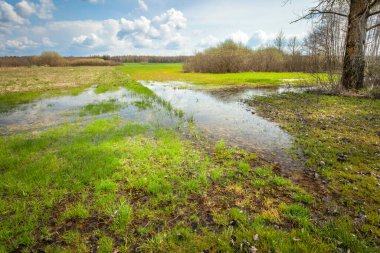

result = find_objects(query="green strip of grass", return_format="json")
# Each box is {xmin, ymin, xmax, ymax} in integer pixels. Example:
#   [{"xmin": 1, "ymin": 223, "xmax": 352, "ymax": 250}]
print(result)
[{"xmin": 117, "ymin": 63, "xmax": 326, "ymax": 87}]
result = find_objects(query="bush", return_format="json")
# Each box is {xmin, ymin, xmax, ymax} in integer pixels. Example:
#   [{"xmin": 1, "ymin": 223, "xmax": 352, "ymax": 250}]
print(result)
[
  {"xmin": 32, "ymin": 51, "xmax": 64, "ymax": 66},
  {"xmin": 184, "ymin": 40, "xmax": 255, "ymax": 73},
  {"xmin": 184, "ymin": 40, "xmax": 293, "ymax": 73}
]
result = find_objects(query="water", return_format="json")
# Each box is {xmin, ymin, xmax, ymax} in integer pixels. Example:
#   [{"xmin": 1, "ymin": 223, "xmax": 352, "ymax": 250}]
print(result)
[
  {"xmin": 0, "ymin": 86, "xmax": 178, "ymax": 134},
  {"xmin": 142, "ymin": 81, "xmax": 298, "ymax": 164},
  {"xmin": 0, "ymin": 82, "xmax": 304, "ymax": 169}
]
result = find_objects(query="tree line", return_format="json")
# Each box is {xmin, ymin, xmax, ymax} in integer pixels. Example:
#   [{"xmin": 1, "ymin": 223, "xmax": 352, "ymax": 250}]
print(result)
[
  {"xmin": 0, "ymin": 52, "xmax": 120, "ymax": 67},
  {"xmin": 0, "ymin": 53, "xmax": 189, "ymax": 67}
]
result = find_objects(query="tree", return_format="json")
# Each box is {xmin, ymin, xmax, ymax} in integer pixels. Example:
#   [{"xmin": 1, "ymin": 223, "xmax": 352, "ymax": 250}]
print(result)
[
  {"xmin": 287, "ymin": 37, "xmax": 302, "ymax": 71},
  {"xmin": 287, "ymin": 37, "xmax": 301, "ymax": 56},
  {"xmin": 289, "ymin": 0, "xmax": 380, "ymax": 90},
  {"xmin": 274, "ymin": 30, "xmax": 286, "ymax": 52}
]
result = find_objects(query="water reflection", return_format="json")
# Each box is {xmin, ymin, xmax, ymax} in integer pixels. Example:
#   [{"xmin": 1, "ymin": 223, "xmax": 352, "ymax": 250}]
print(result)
[{"xmin": 0, "ymin": 81, "xmax": 304, "ymax": 169}]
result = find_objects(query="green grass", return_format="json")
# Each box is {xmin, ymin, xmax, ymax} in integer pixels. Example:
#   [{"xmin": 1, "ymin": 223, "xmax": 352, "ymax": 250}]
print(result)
[
  {"xmin": 79, "ymin": 99, "xmax": 123, "ymax": 116},
  {"xmin": 117, "ymin": 63, "xmax": 323, "ymax": 87},
  {"xmin": 0, "ymin": 66, "xmax": 378, "ymax": 252},
  {"xmin": 1, "ymin": 117, "xmax": 374, "ymax": 252},
  {"xmin": 250, "ymin": 93, "xmax": 380, "ymax": 245}
]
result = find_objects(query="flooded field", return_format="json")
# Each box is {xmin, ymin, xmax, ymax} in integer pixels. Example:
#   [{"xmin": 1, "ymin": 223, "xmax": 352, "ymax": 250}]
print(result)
[
  {"xmin": 0, "ymin": 81, "xmax": 305, "ymax": 170},
  {"xmin": 2, "ymin": 70, "xmax": 377, "ymax": 252},
  {"xmin": 0, "ymin": 86, "xmax": 178, "ymax": 134},
  {"xmin": 143, "ymin": 82, "xmax": 301, "ymax": 164}
]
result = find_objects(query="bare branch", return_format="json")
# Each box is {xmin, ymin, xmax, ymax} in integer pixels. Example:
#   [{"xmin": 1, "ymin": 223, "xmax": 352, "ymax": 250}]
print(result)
[
  {"xmin": 369, "ymin": 0, "xmax": 380, "ymax": 10},
  {"xmin": 367, "ymin": 22, "xmax": 380, "ymax": 31},
  {"xmin": 368, "ymin": 10, "xmax": 380, "ymax": 17},
  {"xmin": 290, "ymin": 8, "xmax": 348, "ymax": 23}
]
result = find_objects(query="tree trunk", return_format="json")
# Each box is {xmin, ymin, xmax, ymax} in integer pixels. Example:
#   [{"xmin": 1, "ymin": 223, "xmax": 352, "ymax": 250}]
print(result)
[{"xmin": 341, "ymin": 0, "xmax": 370, "ymax": 90}]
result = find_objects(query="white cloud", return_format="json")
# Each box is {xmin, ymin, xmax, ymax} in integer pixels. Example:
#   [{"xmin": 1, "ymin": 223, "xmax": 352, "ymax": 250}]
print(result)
[
  {"xmin": 197, "ymin": 35, "xmax": 219, "ymax": 48},
  {"xmin": 138, "ymin": 0, "xmax": 148, "ymax": 12},
  {"xmin": 116, "ymin": 8, "xmax": 187, "ymax": 49},
  {"xmin": 0, "ymin": 1, "xmax": 27, "ymax": 26},
  {"xmin": 36, "ymin": 0, "xmax": 55, "ymax": 19},
  {"xmin": 6, "ymin": 36, "xmax": 37, "ymax": 50},
  {"xmin": 229, "ymin": 30, "xmax": 249, "ymax": 45},
  {"xmin": 16, "ymin": 0, "xmax": 36, "ymax": 16},
  {"xmin": 247, "ymin": 30, "xmax": 276, "ymax": 48},
  {"xmin": 132, "ymin": 34, "xmax": 152, "ymax": 48},
  {"xmin": 165, "ymin": 33, "xmax": 185, "ymax": 50},
  {"xmin": 41, "ymin": 36, "xmax": 56, "ymax": 47},
  {"xmin": 83, "ymin": 0, "xmax": 102, "ymax": 3},
  {"xmin": 153, "ymin": 8, "xmax": 187, "ymax": 31},
  {"xmin": 73, "ymin": 33, "xmax": 102, "ymax": 48},
  {"xmin": 0, "ymin": 0, "xmax": 55, "ymax": 33},
  {"xmin": 1, "ymin": 7, "xmax": 189, "ymax": 55}
]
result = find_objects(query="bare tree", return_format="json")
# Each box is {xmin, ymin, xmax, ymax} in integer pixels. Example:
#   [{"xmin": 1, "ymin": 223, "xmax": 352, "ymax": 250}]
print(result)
[
  {"xmin": 289, "ymin": 0, "xmax": 380, "ymax": 90},
  {"xmin": 274, "ymin": 30, "xmax": 286, "ymax": 52},
  {"xmin": 287, "ymin": 37, "xmax": 301, "ymax": 71},
  {"xmin": 287, "ymin": 36, "xmax": 301, "ymax": 56}
]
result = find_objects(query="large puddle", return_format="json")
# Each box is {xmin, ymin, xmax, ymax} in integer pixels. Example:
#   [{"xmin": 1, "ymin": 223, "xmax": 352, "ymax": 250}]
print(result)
[
  {"xmin": 0, "ymin": 87, "xmax": 179, "ymax": 134},
  {"xmin": 0, "ymin": 82, "xmax": 304, "ymax": 169},
  {"xmin": 143, "ymin": 82, "xmax": 302, "ymax": 166}
]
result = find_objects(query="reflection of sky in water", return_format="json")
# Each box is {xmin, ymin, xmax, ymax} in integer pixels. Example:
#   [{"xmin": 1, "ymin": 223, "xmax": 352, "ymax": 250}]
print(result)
[
  {"xmin": 0, "ymin": 82, "xmax": 304, "ymax": 168},
  {"xmin": 142, "ymin": 81, "xmax": 294, "ymax": 159},
  {"xmin": 0, "ymin": 86, "xmax": 178, "ymax": 133}
]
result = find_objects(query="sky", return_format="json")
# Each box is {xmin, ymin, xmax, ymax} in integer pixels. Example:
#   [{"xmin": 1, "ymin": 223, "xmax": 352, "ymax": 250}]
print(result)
[{"xmin": 0, "ymin": 0, "xmax": 315, "ymax": 56}]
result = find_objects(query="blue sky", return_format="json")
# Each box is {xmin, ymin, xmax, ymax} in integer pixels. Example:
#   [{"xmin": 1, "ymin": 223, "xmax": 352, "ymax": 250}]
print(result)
[{"xmin": 0, "ymin": 0, "xmax": 314, "ymax": 56}]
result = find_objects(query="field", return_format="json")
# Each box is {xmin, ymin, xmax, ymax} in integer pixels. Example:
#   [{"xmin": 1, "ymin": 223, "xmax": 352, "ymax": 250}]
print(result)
[
  {"xmin": 0, "ymin": 65, "xmax": 379, "ymax": 252},
  {"xmin": 0, "ymin": 66, "xmax": 119, "ymax": 113},
  {"xmin": 117, "ymin": 63, "xmax": 320, "ymax": 87}
]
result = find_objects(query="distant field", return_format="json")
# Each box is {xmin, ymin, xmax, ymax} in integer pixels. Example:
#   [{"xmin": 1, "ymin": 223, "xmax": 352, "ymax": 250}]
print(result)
[
  {"xmin": 118, "ymin": 63, "xmax": 322, "ymax": 87},
  {"xmin": 0, "ymin": 66, "xmax": 129, "ymax": 113},
  {"xmin": 0, "ymin": 66, "xmax": 115, "ymax": 94}
]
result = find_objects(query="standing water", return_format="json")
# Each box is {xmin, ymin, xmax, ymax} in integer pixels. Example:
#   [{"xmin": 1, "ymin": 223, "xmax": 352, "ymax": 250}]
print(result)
[
  {"xmin": 142, "ymin": 81, "xmax": 302, "ymax": 167},
  {"xmin": 0, "ymin": 81, "xmax": 304, "ymax": 170}
]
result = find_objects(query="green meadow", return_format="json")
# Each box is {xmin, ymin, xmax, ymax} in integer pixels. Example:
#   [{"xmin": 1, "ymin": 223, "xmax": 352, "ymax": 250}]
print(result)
[
  {"xmin": 0, "ymin": 65, "xmax": 378, "ymax": 252},
  {"xmin": 117, "ymin": 63, "xmax": 322, "ymax": 87}
]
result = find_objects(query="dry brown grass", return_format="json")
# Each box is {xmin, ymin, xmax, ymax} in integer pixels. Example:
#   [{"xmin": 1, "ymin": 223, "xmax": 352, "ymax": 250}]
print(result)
[{"xmin": 0, "ymin": 66, "xmax": 116, "ymax": 94}]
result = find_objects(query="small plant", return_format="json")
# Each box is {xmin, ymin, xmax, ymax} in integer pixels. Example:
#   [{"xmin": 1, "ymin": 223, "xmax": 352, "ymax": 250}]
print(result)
[
  {"xmin": 61, "ymin": 203, "xmax": 90, "ymax": 221},
  {"xmin": 95, "ymin": 179, "xmax": 118, "ymax": 193},
  {"xmin": 280, "ymin": 203, "xmax": 310, "ymax": 227},
  {"xmin": 238, "ymin": 161, "xmax": 251, "ymax": 176},
  {"xmin": 132, "ymin": 100, "xmax": 153, "ymax": 110},
  {"xmin": 112, "ymin": 200, "xmax": 133, "ymax": 233},
  {"xmin": 292, "ymin": 192, "xmax": 314, "ymax": 205},
  {"xmin": 97, "ymin": 236, "xmax": 114, "ymax": 253},
  {"xmin": 79, "ymin": 99, "xmax": 122, "ymax": 116}
]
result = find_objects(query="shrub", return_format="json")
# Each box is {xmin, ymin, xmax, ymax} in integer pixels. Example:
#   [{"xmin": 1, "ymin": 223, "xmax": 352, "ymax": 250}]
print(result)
[{"xmin": 33, "ymin": 51, "xmax": 64, "ymax": 66}]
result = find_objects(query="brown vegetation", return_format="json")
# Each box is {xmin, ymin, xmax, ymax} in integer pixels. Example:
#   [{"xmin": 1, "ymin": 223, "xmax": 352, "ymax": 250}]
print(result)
[
  {"xmin": 183, "ymin": 40, "xmax": 341, "ymax": 74},
  {"xmin": 0, "ymin": 52, "xmax": 190, "ymax": 67},
  {"xmin": 0, "ymin": 52, "xmax": 121, "ymax": 67}
]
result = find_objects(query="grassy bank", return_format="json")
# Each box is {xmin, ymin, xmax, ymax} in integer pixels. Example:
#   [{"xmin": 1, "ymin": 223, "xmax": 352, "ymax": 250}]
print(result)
[
  {"xmin": 249, "ymin": 93, "xmax": 380, "ymax": 246},
  {"xmin": 117, "ymin": 63, "xmax": 319, "ymax": 87}
]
